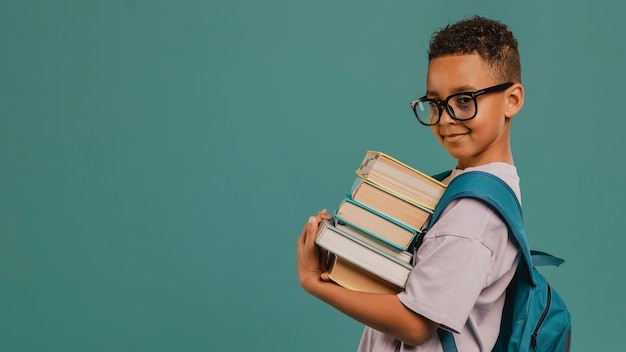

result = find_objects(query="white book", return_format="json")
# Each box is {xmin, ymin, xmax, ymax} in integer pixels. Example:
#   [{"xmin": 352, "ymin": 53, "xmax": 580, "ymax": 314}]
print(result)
[
  {"xmin": 315, "ymin": 220, "xmax": 412, "ymax": 288},
  {"xmin": 334, "ymin": 221, "xmax": 413, "ymax": 264}
]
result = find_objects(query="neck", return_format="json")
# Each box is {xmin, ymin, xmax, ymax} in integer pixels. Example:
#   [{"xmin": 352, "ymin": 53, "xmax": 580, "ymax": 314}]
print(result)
[{"xmin": 456, "ymin": 143, "xmax": 514, "ymax": 170}]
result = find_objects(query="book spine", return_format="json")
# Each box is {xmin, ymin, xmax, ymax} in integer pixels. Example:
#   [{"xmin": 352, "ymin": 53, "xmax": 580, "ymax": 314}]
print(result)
[{"xmin": 350, "ymin": 177, "xmax": 364, "ymax": 198}]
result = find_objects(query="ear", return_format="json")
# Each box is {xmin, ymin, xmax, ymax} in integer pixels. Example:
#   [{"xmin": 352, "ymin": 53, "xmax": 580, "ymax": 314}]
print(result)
[{"xmin": 504, "ymin": 83, "xmax": 524, "ymax": 119}]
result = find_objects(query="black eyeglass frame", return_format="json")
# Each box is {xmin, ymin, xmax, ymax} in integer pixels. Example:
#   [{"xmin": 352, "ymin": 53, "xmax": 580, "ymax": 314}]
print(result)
[{"xmin": 410, "ymin": 82, "xmax": 514, "ymax": 126}]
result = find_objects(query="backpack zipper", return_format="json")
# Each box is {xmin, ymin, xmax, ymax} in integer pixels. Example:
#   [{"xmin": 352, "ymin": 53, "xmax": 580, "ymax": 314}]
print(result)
[{"xmin": 530, "ymin": 284, "xmax": 552, "ymax": 351}]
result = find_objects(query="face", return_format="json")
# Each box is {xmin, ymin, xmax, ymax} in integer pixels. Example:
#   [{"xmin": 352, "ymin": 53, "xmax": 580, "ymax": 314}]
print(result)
[{"xmin": 426, "ymin": 54, "xmax": 519, "ymax": 169}]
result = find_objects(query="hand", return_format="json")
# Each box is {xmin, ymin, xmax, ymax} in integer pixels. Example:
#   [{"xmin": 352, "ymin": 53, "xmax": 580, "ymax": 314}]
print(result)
[{"xmin": 296, "ymin": 209, "xmax": 333, "ymax": 291}]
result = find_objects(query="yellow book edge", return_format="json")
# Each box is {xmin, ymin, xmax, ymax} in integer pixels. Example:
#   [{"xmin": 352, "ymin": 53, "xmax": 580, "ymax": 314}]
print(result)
[
  {"xmin": 364, "ymin": 150, "xmax": 447, "ymax": 188},
  {"xmin": 354, "ymin": 170, "xmax": 438, "ymax": 211},
  {"xmin": 327, "ymin": 256, "xmax": 402, "ymax": 294}
]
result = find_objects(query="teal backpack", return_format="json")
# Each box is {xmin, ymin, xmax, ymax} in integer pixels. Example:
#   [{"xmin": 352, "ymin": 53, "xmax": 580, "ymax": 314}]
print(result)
[{"xmin": 426, "ymin": 171, "xmax": 572, "ymax": 352}]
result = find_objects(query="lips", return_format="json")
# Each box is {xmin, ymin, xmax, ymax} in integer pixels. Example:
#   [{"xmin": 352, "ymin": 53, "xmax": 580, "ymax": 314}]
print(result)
[{"xmin": 442, "ymin": 131, "xmax": 469, "ymax": 142}]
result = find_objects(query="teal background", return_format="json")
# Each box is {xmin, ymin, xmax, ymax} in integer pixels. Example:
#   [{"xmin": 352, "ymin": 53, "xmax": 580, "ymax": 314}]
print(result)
[{"xmin": 1, "ymin": 0, "xmax": 624, "ymax": 350}]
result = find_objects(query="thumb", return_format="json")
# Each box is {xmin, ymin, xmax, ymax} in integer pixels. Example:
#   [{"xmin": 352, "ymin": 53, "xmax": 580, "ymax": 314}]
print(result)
[{"xmin": 320, "ymin": 272, "xmax": 331, "ymax": 281}]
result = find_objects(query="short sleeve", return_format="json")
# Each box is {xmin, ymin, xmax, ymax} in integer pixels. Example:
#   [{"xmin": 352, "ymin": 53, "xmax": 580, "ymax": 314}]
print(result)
[{"xmin": 397, "ymin": 197, "xmax": 508, "ymax": 333}]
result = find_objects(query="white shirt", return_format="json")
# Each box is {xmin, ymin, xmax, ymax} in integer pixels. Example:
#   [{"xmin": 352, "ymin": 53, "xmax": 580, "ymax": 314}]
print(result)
[{"xmin": 359, "ymin": 162, "xmax": 521, "ymax": 352}]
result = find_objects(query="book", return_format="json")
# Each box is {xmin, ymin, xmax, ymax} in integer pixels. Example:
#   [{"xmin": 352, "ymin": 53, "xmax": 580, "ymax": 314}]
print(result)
[
  {"xmin": 312, "ymin": 151, "xmax": 443, "ymax": 294},
  {"xmin": 350, "ymin": 177, "xmax": 432, "ymax": 231},
  {"xmin": 335, "ymin": 197, "xmax": 417, "ymax": 251},
  {"xmin": 315, "ymin": 220, "xmax": 412, "ymax": 289},
  {"xmin": 356, "ymin": 150, "xmax": 446, "ymax": 210},
  {"xmin": 326, "ymin": 254, "xmax": 402, "ymax": 294},
  {"xmin": 334, "ymin": 221, "xmax": 412, "ymax": 264}
]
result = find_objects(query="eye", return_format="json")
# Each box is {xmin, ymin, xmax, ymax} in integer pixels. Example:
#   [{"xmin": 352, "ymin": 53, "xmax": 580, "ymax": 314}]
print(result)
[{"xmin": 451, "ymin": 95, "xmax": 474, "ymax": 111}]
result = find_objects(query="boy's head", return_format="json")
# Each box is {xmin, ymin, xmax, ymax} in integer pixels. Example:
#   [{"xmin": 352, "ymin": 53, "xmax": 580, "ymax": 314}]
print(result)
[
  {"xmin": 415, "ymin": 16, "xmax": 524, "ymax": 169},
  {"xmin": 429, "ymin": 16, "xmax": 521, "ymax": 83}
]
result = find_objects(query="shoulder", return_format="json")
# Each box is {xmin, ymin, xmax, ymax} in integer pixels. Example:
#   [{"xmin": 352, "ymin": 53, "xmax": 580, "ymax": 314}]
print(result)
[
  {"xmin": 426, "ymin": 197, "xmax": 507, "ymax": 244},
  {"xmin": 444, "ymin": 162, "xmax": 521, "ymax": 202},
  {"xmin": 425, "ymin": 162, "xmax": 520, "ymax": 246}
]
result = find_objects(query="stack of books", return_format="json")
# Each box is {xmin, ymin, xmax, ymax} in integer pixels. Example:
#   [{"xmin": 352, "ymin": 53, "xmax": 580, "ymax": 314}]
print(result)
[{"xmin": 315, "ymin": 151, "xmax": 447, "ymax": 294}]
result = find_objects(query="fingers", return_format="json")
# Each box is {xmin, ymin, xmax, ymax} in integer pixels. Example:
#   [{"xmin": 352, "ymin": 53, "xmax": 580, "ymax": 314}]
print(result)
[
  {"xmin": 298, "ymin": 209, "xmax": 332, "ymax": 250},
  {"xmin": 296, "ymin": 210, "xmax": 336, "ymax": 287},
  {"xmin": 297, "ymin": 225, "xmax": 306, "ymax": 248},
  {"xmin": 320, "ymin": 272, "xmax": 331, "ymax": 281},
  {"xmin": 302, "ymin": 216, "xmax": 318, "ymax": 246},
  {"xmin": 319, "ymin": 247, "xmax": 328, "ymax": 270},
  {"xmin": 318, "ymin": 208, "xmax": 332, "ymax": 220},
  {"xmin": 312, "ymin": 209, "xmax": 333, "ymax": 226}
]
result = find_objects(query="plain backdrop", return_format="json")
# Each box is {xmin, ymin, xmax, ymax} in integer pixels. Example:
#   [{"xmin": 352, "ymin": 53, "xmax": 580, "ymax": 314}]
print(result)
[{"xmin": 1, "ymin": 1, "xmax": 624, "ymax": 351}]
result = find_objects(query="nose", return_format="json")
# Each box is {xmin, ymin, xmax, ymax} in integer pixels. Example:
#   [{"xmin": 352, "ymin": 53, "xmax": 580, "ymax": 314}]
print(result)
[{"xmin": 438, "ymin": 105, "xmax": 456, "ymax": 125}]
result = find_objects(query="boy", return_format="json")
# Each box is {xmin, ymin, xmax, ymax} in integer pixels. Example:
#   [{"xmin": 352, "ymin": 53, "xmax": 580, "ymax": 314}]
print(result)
[{"xmin": 296, "ymin": 16, "xmax": 525, "ymax": 351}]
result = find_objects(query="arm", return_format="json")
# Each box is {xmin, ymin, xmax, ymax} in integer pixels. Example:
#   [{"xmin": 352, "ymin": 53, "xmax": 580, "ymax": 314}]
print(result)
[{"xmin": 296, "ymin": 210, "xmax": 439, "ymax": 346}]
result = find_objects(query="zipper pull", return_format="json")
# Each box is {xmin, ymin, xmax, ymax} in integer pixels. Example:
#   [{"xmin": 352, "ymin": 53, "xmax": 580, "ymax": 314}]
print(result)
[{"xmin": 530, "ymin": 333, "xmax": 537, "ymax": 351}]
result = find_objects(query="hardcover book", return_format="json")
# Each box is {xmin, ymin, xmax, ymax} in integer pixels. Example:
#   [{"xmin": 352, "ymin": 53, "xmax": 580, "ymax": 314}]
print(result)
[
  {"xmin": 326, "ymin": 254, "xmax": 403, "ymax": 294},
  {"xmin": 350, "ymin": 177, "xmax": 432, "ymax": 231},
  {"xmin": 335, "ymin": 197, "xmax": 417, "ymax": 251},
  {"xmin": 315, "ymin": 220, "xmax": 412, "ymax": 289},
  {"xmin": 356, "ymin": 150, "xmax": 446, "ymax": 210}
]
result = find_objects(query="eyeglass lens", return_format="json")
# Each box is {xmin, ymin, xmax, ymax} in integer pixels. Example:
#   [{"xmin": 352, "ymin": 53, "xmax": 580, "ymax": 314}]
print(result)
[{"xmin": 414, "ymin": 94, "xmax": 476, "ymax": 125}]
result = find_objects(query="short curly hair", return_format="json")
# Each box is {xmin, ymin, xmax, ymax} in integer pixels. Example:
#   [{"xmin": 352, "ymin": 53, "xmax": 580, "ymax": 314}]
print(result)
[{"xmin": 428, "ymin": 16, "xmax": 521, "ymax": 83}]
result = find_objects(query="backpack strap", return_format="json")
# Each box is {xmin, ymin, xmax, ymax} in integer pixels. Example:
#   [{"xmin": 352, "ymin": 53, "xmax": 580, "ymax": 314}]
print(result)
[
  {"xmin": 531, "ymin": 249, "xmax": 565, "ymax": 267},
  {"xmin": 428, "ymin": 170, "xmax": 565, "ymax": 352},
  {"xmin": 437, "ymin": 329, "xmax": 458, "ymax": 352},
  {"xmin": 431, "ymin": 170, "xmax": 452, "ymax": 182},
  {"xmin": 425, "ymin": 170, "xmax": 537, "ymax": 285}
]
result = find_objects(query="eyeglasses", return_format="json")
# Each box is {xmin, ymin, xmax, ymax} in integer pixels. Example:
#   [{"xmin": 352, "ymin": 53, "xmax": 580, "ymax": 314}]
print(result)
[{"xmin": 410, "ymin": 82, "xmax": 513, "ymax": 126}]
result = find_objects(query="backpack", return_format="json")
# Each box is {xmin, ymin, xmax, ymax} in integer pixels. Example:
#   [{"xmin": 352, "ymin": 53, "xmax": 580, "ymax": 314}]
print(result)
[{"xmin": 425, "ymin": 170, "xmax": 572, "ymax": 352}]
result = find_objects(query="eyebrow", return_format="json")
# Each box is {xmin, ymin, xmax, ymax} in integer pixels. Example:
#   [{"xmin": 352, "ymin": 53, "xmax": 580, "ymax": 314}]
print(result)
[{"xmin": 426, "ymin": 85, "xmax": 478, "ymax": 98}]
